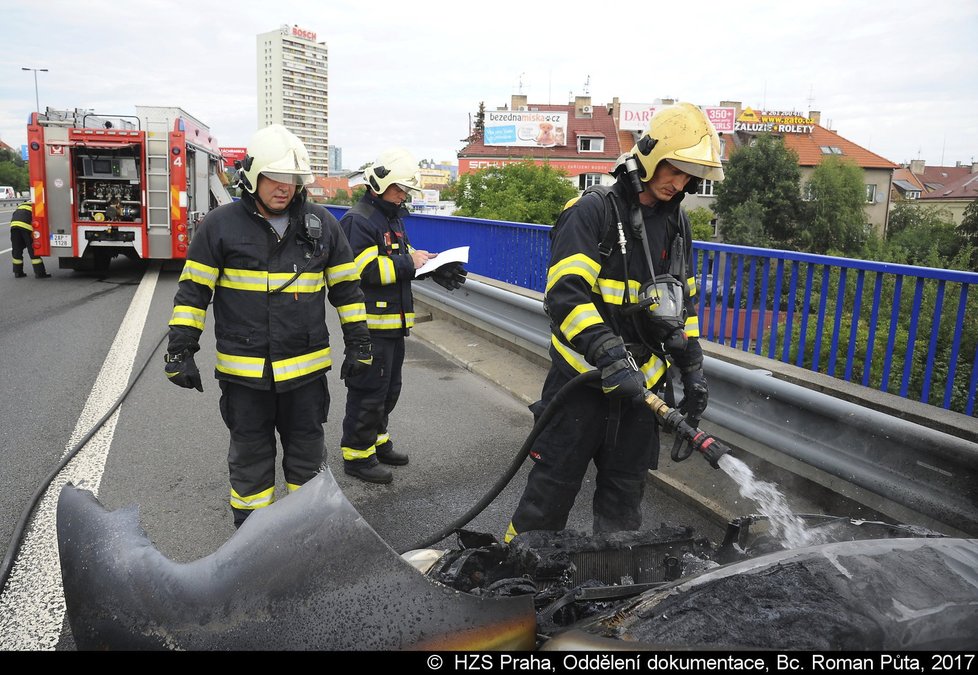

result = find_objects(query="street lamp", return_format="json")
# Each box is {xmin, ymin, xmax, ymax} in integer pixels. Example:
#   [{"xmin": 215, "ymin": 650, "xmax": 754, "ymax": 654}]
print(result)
[{"xmin": 21, "ymin": 67, "xmax": 48, "ymax": 114}]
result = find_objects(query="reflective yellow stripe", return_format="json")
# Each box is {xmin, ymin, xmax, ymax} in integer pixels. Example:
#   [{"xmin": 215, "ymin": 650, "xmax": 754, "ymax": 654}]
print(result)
[
  {"xmin": 169, "ymin": 304, "xmax": 207, "ymax": 330},
  {"xmin": 685, "ymin": 315, "xmax": 700, "ymax": 338},
  {"xmin": 327, "ymin": 261, "xmax": 359, "ymax": 286},
  {"xmin": 377, "ymin": 432, "xmax": 391, "ymax": 446},
  {"xmin": 337, "ymin": 302, "xmax": 367, "ymax": 324},
  {"xmin": 342, "ymin": 444, "xmax": 376, "ymax": 461},
  {"xmin": 286, "ymin": 482, "xmax": 302, "ymax": 493},
  {"xmin": 366, "ymin": 312, "xmax": 415, "ymax": 330},
  {"xmin": 219, "ymin": 268, "xmax": 268, "ymax": 291},
  {"xmin": 354, "ymin": 246, "xmax": 379, "ymax": 276},
  {"xmin": 504, "ymin": 521, "xmax": 518, "ymax": 544},
  {"xmin": 216, "ymin": 352, "xmax": 266, "ymax": 378},
  {"xmin": 594, "ymin": 278, "xmax": 642, "ymax": 306},
  {"xmin": 546, "ymin": 254, "xmax": 600, "ymax": 293},
  {"xmin": 378, "ymin": 257, "xmax": 396, "ymax": 285},
  {"xmin": 687, "ymin": 276, "xmax": 698, "ymax": 297},
  {"xmin": 268, "ymin": 271, "xmax": 325, "ymax": 294},
  {"xmin": 230, "ymin": 486, "xmax": 275, "ymax": 510},
  {"xmin": 11, "ymin": 256, "xmax": 22, "ymax": 264},
  {"xmin": 179, "ymin": 259, "xmax": 219, "ymax": 290},
  {"xmin": 551, "ymin": 335, "xmax": 592, "ymax": 374},
  {"xmin": 10, "ymin": 221, "xmax": 32, "ymax": 232},
  {"xmin": 640, "ymin": 354, "xmax": 667, "ymax": 388},
  {"xmin": 271, "ymin": 347, "xmax": 331, "ymax": 382},
  {"xmin": 559, "ymin": 303, "xmax": 602, "ymax": 342}
]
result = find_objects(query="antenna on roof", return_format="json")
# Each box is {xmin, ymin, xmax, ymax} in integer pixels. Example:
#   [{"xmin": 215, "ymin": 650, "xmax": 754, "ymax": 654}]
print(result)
[
  {"xmin": 583, "ymin": 75, "xmax": 590, "ymax": 95},
  {"xmin": 807, "ymin": 85, "xmax": 815, "ymax": 113},
  {"xmin": 518, "ymin": 72, "xmax": 526, "ymax": 94}
]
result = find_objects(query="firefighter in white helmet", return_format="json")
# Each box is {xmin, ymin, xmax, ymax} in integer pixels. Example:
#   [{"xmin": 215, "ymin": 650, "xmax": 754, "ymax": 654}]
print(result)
[
  {"xmin": 164, "ymin": 124, "xmax": 372, "ymax": 528},
  {"xmin": 506, "ymin": 102, "xmax": 723, "ymax": 541},
  {"xmin": 339, "ymin": 147, "xmax": 467, "ymax": 484}
]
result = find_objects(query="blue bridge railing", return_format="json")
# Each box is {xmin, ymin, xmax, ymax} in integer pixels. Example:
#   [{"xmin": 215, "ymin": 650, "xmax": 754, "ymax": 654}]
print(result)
[{"xmin": 325, "ymin": 206, "xmax": 978, "ymax": 416}]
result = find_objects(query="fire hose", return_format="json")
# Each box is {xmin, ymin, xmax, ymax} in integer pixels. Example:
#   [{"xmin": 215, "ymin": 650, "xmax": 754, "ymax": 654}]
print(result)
[{"xmin": 399, "ymin": 369, "xmax": 730, "ymax": 553}]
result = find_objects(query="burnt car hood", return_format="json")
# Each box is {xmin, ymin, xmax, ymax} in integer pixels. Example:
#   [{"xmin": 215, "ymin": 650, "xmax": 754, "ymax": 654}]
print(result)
[{"xmin": 56, "ymin": 469, "xmax": 535, "ymax": 651}]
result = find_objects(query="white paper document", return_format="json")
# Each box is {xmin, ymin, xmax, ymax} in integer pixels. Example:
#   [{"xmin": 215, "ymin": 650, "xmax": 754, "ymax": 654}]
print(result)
[{"xmin": 415, "ymin": 245, "xmax": 469, "ymax": 277}]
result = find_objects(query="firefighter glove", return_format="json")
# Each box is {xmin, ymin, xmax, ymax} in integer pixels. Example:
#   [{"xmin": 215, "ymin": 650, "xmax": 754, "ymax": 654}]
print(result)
[
  {"xmin": 164, "ymin": 350, "xmax": 203, "ymax": 392},
  {"xmin": 679, "ymin": 367, "xmax": 709, "ymax": 418},
  {"xmin": 341, "ymin": 340, "xmax": 373, "ymax": 380},
  {"xmin": 590, "ymin": 335, "xmax": 647, "ymax": 403},
  {"xmin": 430, "ymin": 262, "xmax": 467, "ymax": 291}
]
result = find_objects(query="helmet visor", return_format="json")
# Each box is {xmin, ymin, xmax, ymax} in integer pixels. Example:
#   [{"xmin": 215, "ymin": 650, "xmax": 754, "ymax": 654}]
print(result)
[{"xmin": 261, "ymin": 170, "xmax": 314, "ymax": 186}]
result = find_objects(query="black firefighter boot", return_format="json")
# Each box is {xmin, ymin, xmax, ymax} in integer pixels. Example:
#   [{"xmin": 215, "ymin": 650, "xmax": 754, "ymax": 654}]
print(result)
[
  {"xmin": 12, "ymin": 261, "xmax": 26, "ymax": 278},
  {"xmin": 344, "ymin": 458, "xmax": 393, "ymax": 485},
  {"xmin": 376, "ymin": 440, "xmax": 409, "ymax": 466},
  {"xmin": 33, "ymin": 258, "xmax": 51, "ymax": 278}
]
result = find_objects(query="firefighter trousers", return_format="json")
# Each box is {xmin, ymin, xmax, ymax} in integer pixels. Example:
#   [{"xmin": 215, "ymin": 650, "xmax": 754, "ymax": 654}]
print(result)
[
  {"xmin": 10, "ymin": 228, "xmax": 48, "ymax": 277},
  {"xmin": 219, "ymin": 377, "xmax": 328, "ymax": 526},
  {"xmin": 508, "ymin": 364, "xmax": 660, "ymax": 540},
  {"xmin": 340, "ymin": 335, "xmax": 404, "ymax": 466}
]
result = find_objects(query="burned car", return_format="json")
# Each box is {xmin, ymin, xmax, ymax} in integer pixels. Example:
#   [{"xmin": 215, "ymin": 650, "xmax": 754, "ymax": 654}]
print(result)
[{"xmin": 56, "ymin": 469, "xmax": 978, "ymax": 651}]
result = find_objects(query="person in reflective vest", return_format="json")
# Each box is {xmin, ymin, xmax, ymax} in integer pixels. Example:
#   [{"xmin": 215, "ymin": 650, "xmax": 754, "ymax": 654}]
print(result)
[
  {"xmin": 505, "ymin": 103, "xmax": 724, "ymax": 542},
  {"xmin": 339, "ymin": 147, "xmax": 466, "ymax": 484},
  {"xmin": 10, "ymin": 201, "xmax": 51, "ymax": 278},
  {"xmin": 164, "ymin": 124, "xmax": 372, "ymax": 527}
]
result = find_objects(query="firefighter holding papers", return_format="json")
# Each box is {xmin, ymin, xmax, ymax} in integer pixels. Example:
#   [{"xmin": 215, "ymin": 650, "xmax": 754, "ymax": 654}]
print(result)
[
  {"xmin": 164, "ymin": 124, "xmax": 372, "ymax": 528},
  {"xmin": 339, "ymin": 147, "xmax": 467, "ymax": 484},
  {"xmin": 505, "ymin": 103, "xmax": 723, "ymax": 541}
]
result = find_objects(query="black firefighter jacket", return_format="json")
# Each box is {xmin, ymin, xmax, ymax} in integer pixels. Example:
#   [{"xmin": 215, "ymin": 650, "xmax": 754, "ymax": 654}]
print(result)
[
  {"xmin": 545, "ymin": 180, "xmax": 701, "ymax": 391},
  {"xmin": 167, "ymin": 191, "xmax": 370, "ymax": 392},
  {"xmin": 341, "ymin": 192, "xmax": 418, "ymax": 338}
]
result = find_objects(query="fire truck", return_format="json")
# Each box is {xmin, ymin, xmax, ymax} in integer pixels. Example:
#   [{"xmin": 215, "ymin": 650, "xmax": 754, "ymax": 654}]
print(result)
[{"xmin": 26, "ymin": 105, "xmax": 232, "ymax": 271}]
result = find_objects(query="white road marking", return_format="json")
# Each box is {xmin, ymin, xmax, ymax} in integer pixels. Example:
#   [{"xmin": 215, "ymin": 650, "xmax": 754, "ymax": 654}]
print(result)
[{"xmin": 0, "ymin": 265, "xmax": 159, "ymax": 650}]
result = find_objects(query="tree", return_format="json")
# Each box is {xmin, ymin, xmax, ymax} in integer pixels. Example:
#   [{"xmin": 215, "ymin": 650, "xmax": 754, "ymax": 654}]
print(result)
[
  {"xmin": 0, "ymin": 147, "xmax": 28, "ymax": 193},
  {"xmin": 452, "ymin": 161, "xmax": 578, "ymax": 225},
  {"xmin": 686, "ymin": 206, "xmax": 716, "ymax": 241},
  {"xmin": 713, "ymin": 134, "xmax": 802, "ymax": 248},
  {"xmin": 799, "ymin": 156, "xmax": 869, "ymax": 255},
  {"xmin": 883, "ymin": 201, "xmax": 969, "ymax": 269},
  {"xmin": 960, "ymin": 197, "xmax": 978, "ymax": 246}
]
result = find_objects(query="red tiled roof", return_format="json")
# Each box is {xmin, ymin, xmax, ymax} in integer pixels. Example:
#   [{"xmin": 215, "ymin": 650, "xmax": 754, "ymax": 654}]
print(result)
[
  {"xmin": 919, "ymin": 170, "xmax": 978, "ymax": 201},
  {"xmin": 892, "ymin": 167, "xmax": 926, "ymax": 191},
  {"xmin": 459, "ymin": 103, "xmax": 623, "ymax": 163},
  {"xmin": 917, "ymin": 164, "xmax": 972, "ymax": 189},
  {"xmin": 781, "ymin": 125, "xmax": 898, "ymax": 169}
]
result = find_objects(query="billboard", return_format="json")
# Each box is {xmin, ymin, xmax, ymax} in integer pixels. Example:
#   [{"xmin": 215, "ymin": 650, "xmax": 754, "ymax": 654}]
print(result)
[
  {"xmin": 619, "ymin": 103, "xmax": 736, "ymax": 133},
  {"xmin": 484, "ymin": 110, "xmax": 568, "ymax": 148},
  {"xmin": 220, "ymin": 147, "xmax": 247, "ymax": 169}
]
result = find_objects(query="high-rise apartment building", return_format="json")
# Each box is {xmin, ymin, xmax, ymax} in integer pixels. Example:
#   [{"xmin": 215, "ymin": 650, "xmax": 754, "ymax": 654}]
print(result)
[{"xmin": 257, "ymin": 25, "xmax": 329, "ymax": 175}]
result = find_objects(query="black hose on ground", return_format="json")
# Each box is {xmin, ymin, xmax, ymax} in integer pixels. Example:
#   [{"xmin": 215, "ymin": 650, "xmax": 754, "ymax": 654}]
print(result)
[
  {"xmin": 0, "ymin": 330, "xmax": 168, "ymax": 594},
  {"xmin": 398, "ymin": 370, "xmax": 601, "ymax": 554}
]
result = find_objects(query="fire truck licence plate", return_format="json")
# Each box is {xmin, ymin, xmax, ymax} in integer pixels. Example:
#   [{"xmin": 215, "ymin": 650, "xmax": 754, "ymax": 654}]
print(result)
[{"xmin": 50, "ymin": 234, "xmax": 71, "ymax": 248}]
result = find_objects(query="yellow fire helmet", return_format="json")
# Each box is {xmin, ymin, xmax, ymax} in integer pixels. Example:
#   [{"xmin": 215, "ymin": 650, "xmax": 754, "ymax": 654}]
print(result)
[
  {"xmin": 239, "ymin": 124, "xmax": 314, "ymax": 193},
  {"xmin": 363, "ymin": 147, "xmax": 423, "ymax": 195},
  {"xmin": 631, "ymin": 102, "xmax": 724, "ymax": 182}
]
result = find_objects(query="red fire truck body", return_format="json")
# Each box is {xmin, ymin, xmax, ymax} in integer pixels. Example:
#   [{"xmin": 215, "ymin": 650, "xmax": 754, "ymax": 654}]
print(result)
[{"xmin": 26, "ymin": 106, "xmax": 231, "ymax": 270}]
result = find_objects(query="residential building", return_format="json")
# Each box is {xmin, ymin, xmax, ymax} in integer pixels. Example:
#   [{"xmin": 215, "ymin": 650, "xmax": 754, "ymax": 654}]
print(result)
[
  {"xmin": 328, "ymin": 146, "xmax": 343, "ymax": 176},
  {"xmin": 891, "ymin": 167, "xmax": 926, "ymax": 202},
  {"xmin": 257, "ymin": 25, "xmax": 329, "ymax": 175},
  {"xmin": 460, "ymin": 95, "xmax": 898, "ymax": 235},
  {"xmin": 457, "ymin": 94, "xmax": 624, "ymax": 190},
  {"xmin": 917, "ymin": 165, "xmax": 978, "ymax": 225}
]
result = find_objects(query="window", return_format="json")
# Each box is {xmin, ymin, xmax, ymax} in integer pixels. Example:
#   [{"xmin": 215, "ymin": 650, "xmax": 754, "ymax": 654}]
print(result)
[
  {"xmin": 865, "ymin": 184, "xmax": 877, "ymax": 204},
  {"xmin": 578, "ymin": 137, "xmax": 604, "ymax": 152},
  {"xmin": 906, "ymin": 190, "xmax": 920, "ymax": 200},
  {"xmin": 579, "ymin": 173, "xmax": 602, "ymax": 190},
  {"xmin": 820, "ymin": 146, "xmax": 844, "ymax": 155},
  {"xmin": 696, "ymin": 179, "xmax": 716, "ymax": 196}
]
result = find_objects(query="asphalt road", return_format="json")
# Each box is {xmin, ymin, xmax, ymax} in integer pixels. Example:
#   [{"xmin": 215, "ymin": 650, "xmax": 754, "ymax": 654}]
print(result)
[{"xmin": 0, "ymin": 253, "xmax": 727, "ymax": 651}]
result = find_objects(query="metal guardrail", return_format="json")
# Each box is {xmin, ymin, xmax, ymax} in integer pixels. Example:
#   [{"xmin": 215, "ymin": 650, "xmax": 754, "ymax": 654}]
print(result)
[{"xmin": 415, "ymin": 278, "xmax": 978, "ymax": 536}]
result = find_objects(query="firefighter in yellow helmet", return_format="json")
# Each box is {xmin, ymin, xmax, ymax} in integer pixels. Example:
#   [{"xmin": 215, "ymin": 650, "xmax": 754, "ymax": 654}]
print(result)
[
  {"xmin": 505, "ymin": 102, "xmax": 723, "ymax": 541},
  {"xmin": 164, "ymin": 124, "xmax": 372, "ymax": 528},
  {"xmin": 339, "ymin": 147, "xmax": 467, "ymax": 484},
  {"xmin": 10, "ymin": 200, "xmax": 51, "ymax": 278}
]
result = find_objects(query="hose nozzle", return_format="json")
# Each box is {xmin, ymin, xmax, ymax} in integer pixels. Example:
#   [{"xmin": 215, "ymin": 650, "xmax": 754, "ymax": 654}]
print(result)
[{"xmin": 641, "ymin": 390, "xmax": 729, "ymax": 469}]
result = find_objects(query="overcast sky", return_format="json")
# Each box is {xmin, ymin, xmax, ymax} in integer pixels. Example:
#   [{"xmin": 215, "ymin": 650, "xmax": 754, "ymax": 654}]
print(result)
[{"xmin": 2, "ymin": 0, "xmax": 976, "ymax": 172}]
